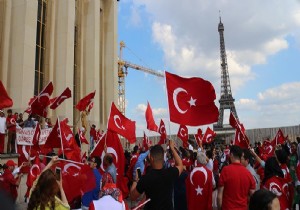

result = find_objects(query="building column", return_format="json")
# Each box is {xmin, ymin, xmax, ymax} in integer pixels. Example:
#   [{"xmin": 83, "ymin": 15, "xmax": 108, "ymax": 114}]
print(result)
[{"xmin": 5, "ymin": 0, "xmax": 37, "ymax": 112}]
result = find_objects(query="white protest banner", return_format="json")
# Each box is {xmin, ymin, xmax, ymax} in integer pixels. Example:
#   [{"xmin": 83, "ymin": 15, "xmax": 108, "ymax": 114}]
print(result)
[{"xmin": 16, "ymin": 127, "xmax": 52, "ymax": 145}]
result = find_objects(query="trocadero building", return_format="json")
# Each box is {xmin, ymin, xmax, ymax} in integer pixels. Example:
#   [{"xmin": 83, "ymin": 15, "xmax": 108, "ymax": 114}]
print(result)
[{"xmin": 0, "ymin": 0, "xmax": 118, "ymax": 129}]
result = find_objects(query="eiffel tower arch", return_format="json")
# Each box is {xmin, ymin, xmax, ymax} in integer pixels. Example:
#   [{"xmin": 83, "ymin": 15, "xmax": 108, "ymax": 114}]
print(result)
[{"xmin": 213, "ymin": 17, "xmax": 238, "ymax": 133}]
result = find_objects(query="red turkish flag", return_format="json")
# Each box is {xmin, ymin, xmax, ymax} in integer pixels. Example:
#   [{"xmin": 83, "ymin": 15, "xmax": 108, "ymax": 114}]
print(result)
[
  {"xmin": 59, "ymin": 161, "xmax": 95, "ymax": 203},
  {"xmin": 233, "ymin": 130, "xmax": 249, "ymax": 149},
  {"xmin": 0, "ymin": 80, "xmax": 13, "ymax": 109},
  {"xmin": 90, "ymin": 130, "xmax": 126, "ymax": 195},
  {"xmin": 50, "ymin": 87, "xmax": 72, "ymax": 109},
  {"xmin": 87, "ymin": 101, "xmax": 94, "ymax": 112},
  {"xmin": 177, "ymin": 125, "xmax": 189, "ymax": 148},
  {"xmin": 30, "ymin": 82, "xmax": 54, "ymax": 117},
  {"xmin": 262, "ymin": 139, "xmax": 275, "ymax": 158},
  {"xmin": 145, "ymin": 102, "xmax": 158, "ymax": 132},
  {"xmin": 165, "ymin": 71, "xmax": 219, "ymax": 126},
  {"xmin": 75, "ymin": 90, "xmax": 95, "ymax": 111},
  {"xmin": 143, "ymin": 132, "xmax": 150, "ymax": 150},
  {"xmin": 107, "ymin": 102, "xmax": 136, "ymax": 143},
  {"xmin": 229, "ymin": 112, "xmax": 250, "ymax": 148},
  {"xmin": 26, "ymin": 156, "xmax": 41, "ymax": 188},
  {"xmin": 31, "ymin": 123, "xmax": 41, "ymax": 151},
  {"xmin": 17, "ymin": 145, "xmax": 38, "ymax": 173},
  {"xmin": 195, "ymin": 128, "xmax": 203, "ymax": 146},
  {"xmin": 202, "ymin": 127, "xmax": 216, "ymax": 144},
  {"xmin": 78, "ymin": 128, "xmax": 89, "ymax": 144},
  {"xmin": 186, "ymin": 165, "xmax": 213, "ymax": 210},
  {"xmin": 158, "ymin": 119, "xmax": 167, "ymax": 145},
  {"xmin": 272, "ymin": 129, "xmax": 285, "ymax": 145}
]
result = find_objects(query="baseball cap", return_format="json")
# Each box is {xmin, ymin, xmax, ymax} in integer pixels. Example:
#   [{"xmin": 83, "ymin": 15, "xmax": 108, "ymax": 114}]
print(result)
[{"xmin": 6, "ymin": 160, "xmax": 17, "ymax": 167}]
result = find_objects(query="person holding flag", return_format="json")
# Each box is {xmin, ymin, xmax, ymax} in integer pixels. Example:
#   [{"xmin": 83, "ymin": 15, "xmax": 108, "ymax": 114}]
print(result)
[{"xmin": 130, "ymin": 140, "xmax": 183, "ymax": 210}]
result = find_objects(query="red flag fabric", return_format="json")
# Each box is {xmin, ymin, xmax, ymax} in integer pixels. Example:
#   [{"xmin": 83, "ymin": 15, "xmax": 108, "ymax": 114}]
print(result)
[
  {"xmin": 0, "ymin": 80, "xmax": 13, "ymax": 109},
  {"xmin": 229, "ymin": 112, "xmax": 250, "ymax": 148},
  {"xmin": 75, "ymin": 90, "xmax": 95, "ymax": 111},
  {"xmin": 50, "ymin": 87, "xmax": 72, "ymax": 109},
  {"xmin": 32, "ymin": 123, "xmax": 41, "ymax": 151},
  {"xmin": 186, "ymin": 165, "xmax": 213, "ymax": 210},
  {"xmin": 87, "ymin": 102, "xmax": 94, "ymax": 112},
  {"xmin": 81, "ymin": 152, "xmax": 87, "ymax": 163},
  {"xmin": 17, "ymin": 145, "xmax": 37, "ymax": 173},
  {"xmin": 195, "ymin": 128, "xmax": 203, "ymax": 146},
  {"xmin": 143, "ymin": 132, "xmax": 150, "ymax": 150},
  {"xmin": 30, "ymin": 82, "xmax": 54, "ymax": 117},
  {"xmin": 145, "ymin": 102, "xmax": 158, "ymax": 132},
  {"xmin": 202, "ymin": 127, "xmax": 216, "ymax": 144},
  {"xmin": 78, "ymin": 128, "xmax": 89, "ymax": 144},
  {"xmin": 262, "ymin": 140, "xmax": 275, "ymax": 158},
  {"xmin": 177, "ymin": 125, "xmax": 189, "ymax": 148},
  {"xmin": 44, "ymin": 119, "xmax": 63, "ymax": 148},
  {"xmin": 90, "ymin": 130, "xmax": 126, "ymax": 196},
  {"xmin": 272, "ymin": 129, "xmax": 285, "ymax": 145},
  {"xmin": 233, "ymin": 130, "xmax": 250, "ymax": 149},
  {"xmin": 158, "ymin": 119, "xmax": 167, "ymax": 145},
  {"xmin": 107, "ymin": 102, "xmax": 136, "ymax": 143},
  {"xmin": 165, "ymin": 71, "xmax": 219, "ymax": 126},
  {"xmin": 26, "ymin": 156, "xmax": 41, "ymax": 188}
]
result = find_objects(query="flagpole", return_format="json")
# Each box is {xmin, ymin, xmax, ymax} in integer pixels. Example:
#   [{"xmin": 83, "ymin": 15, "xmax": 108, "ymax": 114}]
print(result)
[
  {"xmin": 132, "ymin": 198, "xmax": 151, "ymax": 210},
  {"xmin": 90, "ymin": 129, "xmax": 107, "ymax": 155},
  {"xmin": 57, "ymin": 116, "xmax": 65, "ymax": 159},
  {"xmin": 39, "ymin": 155, "xmax": 84, "ymax": 165}
]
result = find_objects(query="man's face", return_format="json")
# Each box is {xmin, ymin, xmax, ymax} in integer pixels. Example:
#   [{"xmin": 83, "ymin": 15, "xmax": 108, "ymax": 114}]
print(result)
[
  {"xmin": 241, "ymin": 153, "xmax": 248, "ymax": 167},
  {"xmin": 0, "ymin": 112, "xmax": 4, "ymax": 117},
  {"xmin": 88, "ymin": 158, "xmax": 96, "ymax": 169},
  {"xmin": 7, "ymin": 111, "xmax": 12, "ymax": 116}
]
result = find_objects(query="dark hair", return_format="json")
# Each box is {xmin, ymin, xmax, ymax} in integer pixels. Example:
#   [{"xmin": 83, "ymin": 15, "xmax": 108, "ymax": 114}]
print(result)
[
  {"xmin": 104, "ymin": 154, "xmax": 113, "ymax": 165},
  {"xmin": 230, "ymin": 145, "xmax": 243, "ymax": 159},
  {"xmin": 89, "ymin": 156, "xmax": 101, "ymax": 169},
  {"xmin": 28, "ymin": 169, "xmax": 59, "ymax": 210},
  {"xmin": 275, "ymin": 149, "xmax": 288, "ymax": 164},
  {"xmin": 7, "ymin": 109, "xmax": 12, "ymax": 113},
  {"xmin": 133, "ymin": 145, "xmax": 139, "ymax": 154},
  {"xmin": 150, "ymin": 145, "xmax": 164, "ymax": 162},
  {"xmin": 249, "ymin": 189, "xmax": 277, "ymax": 210},
  {"xmin": 263, "ymin": 157, "xmax": 284, "ymax": 184},
  {"xmin": 206, "ymin": 150, "xmax": 213, "ymax": 159},
  {"xmin": 297, "ymin": 137, "xmax": 300, "ymax": 144},
  {"xmin": 242, "ymin": 149, "xmax": 252, "ymax": 161}
]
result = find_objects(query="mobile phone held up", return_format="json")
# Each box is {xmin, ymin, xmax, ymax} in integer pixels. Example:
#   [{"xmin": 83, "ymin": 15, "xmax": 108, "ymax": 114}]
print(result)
[
  {"xmin": 137, "ymin": 167, "xmax": 142, "ymax": 179},
  {"xmin": 55, "ymin": 167, "xmax": 61, "ymax": 181}
]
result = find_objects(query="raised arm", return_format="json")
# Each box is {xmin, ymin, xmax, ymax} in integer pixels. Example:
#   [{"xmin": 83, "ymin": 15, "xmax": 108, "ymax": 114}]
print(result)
[{"xmin": 169, "ymin": 140, "xmax": 183, "ymax": 175}]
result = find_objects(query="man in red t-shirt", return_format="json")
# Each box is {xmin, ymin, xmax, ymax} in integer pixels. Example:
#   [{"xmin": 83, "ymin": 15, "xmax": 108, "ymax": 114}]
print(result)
[
  {"xmin": 1, "ymin": 160, "xmax": 23, "ymax": 202},
  {"xmin": 6, "ymin": 109, "xmax": 17, "ymax": 153},
  {"xmin": 217, "ymin": 145, "xmax": 256, "ymax": 210}
]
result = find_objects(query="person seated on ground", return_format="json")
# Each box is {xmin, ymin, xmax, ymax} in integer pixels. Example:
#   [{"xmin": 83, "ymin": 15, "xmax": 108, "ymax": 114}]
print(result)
[
  {"xmin": 89, "ymin": 183, "xmax": 127, "ymax": 210},
  {"xmin": 27, "ymin": 156, "xmax": 70, "ymax": 210},
  {"xmin": 249, "ymin": 189, "xmax": 280, "ymax": 210}
]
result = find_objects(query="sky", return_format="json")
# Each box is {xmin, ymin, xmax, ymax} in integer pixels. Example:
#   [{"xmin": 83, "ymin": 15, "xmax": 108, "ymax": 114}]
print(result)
[{"xmin": 117, "ymin": 0, "xmax": 300, "ymax": 137}]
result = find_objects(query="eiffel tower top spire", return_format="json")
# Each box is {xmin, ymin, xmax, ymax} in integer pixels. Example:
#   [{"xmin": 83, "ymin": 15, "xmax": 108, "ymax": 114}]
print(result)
[{"xmin": 214, "ymin": 17, "xmax": 239, "ymax": 132}]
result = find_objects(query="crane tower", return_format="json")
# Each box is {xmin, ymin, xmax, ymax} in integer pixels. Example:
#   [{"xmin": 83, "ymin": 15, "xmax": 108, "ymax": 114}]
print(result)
[{"xmin": 117, "ymin": 41, "xmax": 164, "ymax": 115}]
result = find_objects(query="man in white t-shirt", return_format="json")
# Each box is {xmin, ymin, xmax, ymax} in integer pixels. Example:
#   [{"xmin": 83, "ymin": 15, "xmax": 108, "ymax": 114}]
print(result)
[{"xmin": 0, "ymin": 110, "xmax": 6, "ymax": 153}]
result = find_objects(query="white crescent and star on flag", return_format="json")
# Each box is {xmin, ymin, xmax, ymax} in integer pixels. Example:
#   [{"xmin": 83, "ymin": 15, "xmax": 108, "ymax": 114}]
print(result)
[
  {"xmin": 180, "ymin": 128, "xmax": 187, "ymax": 137},
  {"xmin": 63, "ymin": 163, "xmax": 81, "ymax": 177},
  {"xmin": 189, "ymin": 166, "xmax": 208, "ymax": 196},
  {"xmin": 114, "ymin": 115, "xmax": 125, "ymax": 130},
  {"xmin": 173, "ymin": 87, "xmax": 197, "ymax": 114}
]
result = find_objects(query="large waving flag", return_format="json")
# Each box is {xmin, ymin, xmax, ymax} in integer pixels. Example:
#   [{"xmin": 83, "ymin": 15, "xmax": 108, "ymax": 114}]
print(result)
[
  {"xmin": 158, "ymin": 119, "xmax": 167, "ymax": 145},
  {"xmin": 30, "ymin": 82, "xmax": 54, "ymax": 117},
  {"xmin": 50, "ymin": 87, "xmax": 72, "ymax": 109},
  {"xmin": 165, "ymin": 71, "xmax": 219, "ymax": 126},
  {"xmin": 177, "ymin": 124, "xmax": 189, "ymax": 148},
  {"xmin": 0, "ymin": 80, "xmax": 13, "ymax": 109},
  {"xmin": 108, "ymin": 102, "xmax": 136, "ymax": 143},
  {"xmin": 75, "ymin": 90, "xmax": 95, "ymax": 111},
  {"xmin": 145, "ymin": 102, "xmax": 158, "ymax": 132}
]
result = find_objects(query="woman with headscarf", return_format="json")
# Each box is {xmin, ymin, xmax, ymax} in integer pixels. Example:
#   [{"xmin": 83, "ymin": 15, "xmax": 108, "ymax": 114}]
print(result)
[
  {"xmin": 262, "ymin": 157, "xmax": 290, "ymax": 210},
  {"xmin": 27, "ymin": 156, "xmax": 70, "ymax": 210}
]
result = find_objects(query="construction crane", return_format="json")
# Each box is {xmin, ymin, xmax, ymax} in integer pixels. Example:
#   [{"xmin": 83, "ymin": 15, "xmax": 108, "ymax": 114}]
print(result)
[{"xmin": 118, "ymin": 41, "xmax": 165, "ymax": 115}]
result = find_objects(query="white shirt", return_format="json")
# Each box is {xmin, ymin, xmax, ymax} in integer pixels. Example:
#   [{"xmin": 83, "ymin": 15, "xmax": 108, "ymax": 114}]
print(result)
[
  {"xmin": 91, "ymin": 196, "xmax": 125, "ymax": 210},
  {"xmin": 206, "ymin": 158, "xmax": 214, "ymax": 171},
  {"xmin": 0, "ymin": 117, "xmax": 6, "ymax": 134}
]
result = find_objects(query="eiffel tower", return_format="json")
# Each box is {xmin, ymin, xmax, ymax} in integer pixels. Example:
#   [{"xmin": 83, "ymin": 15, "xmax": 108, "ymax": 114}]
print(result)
[{"xmin": 213, "ymin": 17, "xmax": 239, "ymax": 132}]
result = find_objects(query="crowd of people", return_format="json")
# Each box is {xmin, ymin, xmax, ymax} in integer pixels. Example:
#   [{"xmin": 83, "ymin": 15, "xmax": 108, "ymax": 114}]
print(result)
[{"xmin": 1, "ymin": 109, "xmax": 300, "ymax": 210}]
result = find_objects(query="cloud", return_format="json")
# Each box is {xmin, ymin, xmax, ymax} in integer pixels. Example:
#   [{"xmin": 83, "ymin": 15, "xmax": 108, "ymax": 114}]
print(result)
[{"xmin": 128, "ymin": 0, "xmax": 300, "ymax": 90}]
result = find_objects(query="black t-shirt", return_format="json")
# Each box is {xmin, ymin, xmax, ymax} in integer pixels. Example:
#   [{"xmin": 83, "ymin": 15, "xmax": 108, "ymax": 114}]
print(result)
[{"xmin": 136, "ymin": 167, "xmax": 179, "ymax": 210}]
